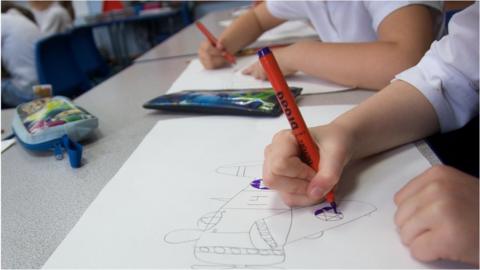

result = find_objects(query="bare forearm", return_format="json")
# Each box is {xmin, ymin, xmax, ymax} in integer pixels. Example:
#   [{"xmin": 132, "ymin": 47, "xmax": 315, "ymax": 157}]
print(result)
[
  {"xmin": 290, "ymin": 40, "xmax": 426, "ymax": 90},
  {"xmin": 219, "ymin": 3, "xmax": 284, "ymax": 54},
  {"xmin": 330, "ymin": 80, "xmax": 439, "ymax": 160},
  {"xmin": 219, "ymin": 11, "xmax": 263, "ymax": 53}
]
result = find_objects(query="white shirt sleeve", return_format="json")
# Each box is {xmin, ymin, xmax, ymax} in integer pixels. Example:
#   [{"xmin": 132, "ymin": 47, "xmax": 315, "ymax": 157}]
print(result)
[
  {"xmin": 395, "ymin": 3, "xmax": 479, "ymax": 133},
  {"xmin": 363, "ymin": 1, "xmax": 442, "ymax": 32},
  {"xmin": 265, "ymin": 1, "xmax": 309, "ymax": 20}
]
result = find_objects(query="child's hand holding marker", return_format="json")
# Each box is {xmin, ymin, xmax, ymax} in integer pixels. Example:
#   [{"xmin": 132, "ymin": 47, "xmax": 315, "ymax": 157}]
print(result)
[
  {"xmin": 263, "ymin": 124, "xmax": 351, "ymax": 207},
  {"xmin": 196, "ymin": 22, "xmax": 236, "ymax": 68},
  {"xmin": 198, "ymin": 39, "xmax": 231, "ymax": 69},
  {"xmin": 258, "ymin": 47, "xmax": 338, "ymax": 210}
]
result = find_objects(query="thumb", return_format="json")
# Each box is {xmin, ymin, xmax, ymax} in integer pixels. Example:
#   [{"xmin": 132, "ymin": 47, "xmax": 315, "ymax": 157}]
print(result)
[{"xmin": 307, "ymin": 151, "xmax": 344, "ymax": 201}]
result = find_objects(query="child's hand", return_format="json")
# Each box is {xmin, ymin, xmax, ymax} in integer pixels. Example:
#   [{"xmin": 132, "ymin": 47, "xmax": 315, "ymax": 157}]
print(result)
[
  {"xmin": 394, "ymin": 165, "xmax": 479, "ymax": 266},
  {"xmin": 198, "ymin": 40, "xmax": 229, "ymax": 69},
  {"xmin": 242, "ymin": 46, "xmax": 297, "ymax": 80},
  {"xmin": 262, "ymin": 124, "xmax": 353, "ymax": 207}
]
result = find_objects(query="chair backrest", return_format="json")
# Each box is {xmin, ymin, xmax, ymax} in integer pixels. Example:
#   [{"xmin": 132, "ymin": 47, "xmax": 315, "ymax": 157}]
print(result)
[
  {"xmin": 35, "ymin": 32, "xmax": 92, "ymax": 98},
  {"xmin": 69, "ymin": 26, "xmax": 110, "ymax": 78}
]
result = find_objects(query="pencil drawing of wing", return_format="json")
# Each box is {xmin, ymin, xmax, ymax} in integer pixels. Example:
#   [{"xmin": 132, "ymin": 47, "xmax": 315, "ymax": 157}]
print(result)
[{"xmin": 193, "ymin": 184, "xmax": 291, "ymax": 266}]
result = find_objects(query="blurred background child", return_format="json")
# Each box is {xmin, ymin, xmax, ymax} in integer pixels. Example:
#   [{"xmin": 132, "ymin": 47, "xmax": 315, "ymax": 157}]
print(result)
[
  {"xmin": 29, "ymin": 1, "xmax": 73, "ymax": 35},
  {"xmin": 1, "ymin": 1, "xmax": 42, "ymax": 107},
  {"xmin": 199, "ymin": 1, "xmax": 443, "ymax": 90}
]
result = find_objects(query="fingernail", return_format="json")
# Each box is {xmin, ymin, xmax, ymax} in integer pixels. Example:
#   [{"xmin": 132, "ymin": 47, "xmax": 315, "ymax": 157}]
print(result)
[{"xmin": 309, "ymin": 187, "xmax": 324, "ymax": 199}]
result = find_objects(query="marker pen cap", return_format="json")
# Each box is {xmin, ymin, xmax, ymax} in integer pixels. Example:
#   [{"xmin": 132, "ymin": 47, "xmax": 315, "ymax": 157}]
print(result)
[{"xmin": 257, "ymin": 47, "xmax": 272, "ymax": 58}]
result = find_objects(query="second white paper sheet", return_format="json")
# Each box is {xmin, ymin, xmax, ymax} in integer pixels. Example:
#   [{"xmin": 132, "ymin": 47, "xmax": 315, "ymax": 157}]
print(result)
[
  {"xmin": 44, "ymin": 106, "xmax": 451, "ymax": 268},
  {"xmin": 168, "ymin": 55, "xmax": 351, "ymax": 94}
]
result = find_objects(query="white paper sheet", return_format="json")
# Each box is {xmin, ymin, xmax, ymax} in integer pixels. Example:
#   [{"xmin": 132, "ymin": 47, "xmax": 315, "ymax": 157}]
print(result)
[
  {"xmin": 43, "ymin": 105, "xmax": 460, "ymax": 268},
  {"xmin": 219, "ymin": 20, "xmax": 318, "ymax": 42},
  {"xmin": 168, "ymin": 55, "xmax": 351, "ymax": 94}
]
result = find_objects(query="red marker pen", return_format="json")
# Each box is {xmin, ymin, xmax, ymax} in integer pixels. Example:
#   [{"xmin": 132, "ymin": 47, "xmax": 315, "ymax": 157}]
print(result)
[
  {"xmin": 257, "ymin": 47, "xmax": 337, "ymax": 213},
  {"xmin": 195, "ymin": 21, "xmax": 236, "ymax": 65}
]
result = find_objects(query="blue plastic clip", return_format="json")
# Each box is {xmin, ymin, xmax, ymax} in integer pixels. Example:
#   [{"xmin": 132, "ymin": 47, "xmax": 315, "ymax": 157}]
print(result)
[
  {"xmin": 61, "ymin": 135, "xmax": 83, "ymax": 168},
  {"xmin": 54, "ymin": 143, "xmax": 64, "ymax": 160}
]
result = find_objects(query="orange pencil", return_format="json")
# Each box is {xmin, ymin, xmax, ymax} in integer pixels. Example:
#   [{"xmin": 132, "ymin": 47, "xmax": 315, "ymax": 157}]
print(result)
[
  {"xmin": 195, "ymin": 21, "xmax": 236, "ymax": 65},
  {"xmin": 257, "ymin": 47, "xmax": 337, "ymax": 213}
]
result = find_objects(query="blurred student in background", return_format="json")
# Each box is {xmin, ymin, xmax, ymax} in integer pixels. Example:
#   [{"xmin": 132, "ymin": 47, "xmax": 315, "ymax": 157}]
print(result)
[
  {"xmin": 1, "ymin": 1, "xmax": 42, "ymax": 107},
  {"xmin": 199, "ymin": 1, "xmax": 443, "ymax": 90},
  {"xmin": 29, "ymin": 1, "xmax": 73, "ymax": 35}
]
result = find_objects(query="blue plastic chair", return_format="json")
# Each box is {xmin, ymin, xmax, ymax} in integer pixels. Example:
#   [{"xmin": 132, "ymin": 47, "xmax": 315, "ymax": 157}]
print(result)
[
  {"xmin": 180, "ymin": 2, "xmax": 193, "ymax": 26},
  {"xmin": 69, "ymin": 26, "xmax": 111, "ymax": 81},
  {"xmin": 35, "ymin": 33, "xmax": 92, "ymax": 98}
]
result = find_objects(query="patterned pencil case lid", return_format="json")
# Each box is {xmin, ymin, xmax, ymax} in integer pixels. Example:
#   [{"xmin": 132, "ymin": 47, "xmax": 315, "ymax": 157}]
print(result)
[
  {"xmin": 11, "ymin": 96, "xmax": 99, "ymax": 168},
  {"xmin": 143, "ymin": 87, "xmax": 303, "ymax": 117}
]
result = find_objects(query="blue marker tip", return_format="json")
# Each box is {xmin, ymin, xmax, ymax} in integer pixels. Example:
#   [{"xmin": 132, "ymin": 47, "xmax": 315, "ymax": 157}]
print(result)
[
  {"xmin": 330, "ymin": 201, "xmax": 338, "ymax": 214},
  {"xmin": 257, "ymin": 47, "xmax": 272, "ymax": 58}
]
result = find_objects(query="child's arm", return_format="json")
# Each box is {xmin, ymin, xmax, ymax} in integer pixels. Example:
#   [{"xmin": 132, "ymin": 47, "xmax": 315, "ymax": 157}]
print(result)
[
  {"xmin": 244, "ymin": 4, "xmax": 437, "ymax": 90},
  {"xmin": 263, "ymin": 80, "xmax": 439, "ymax": 206},
  {"xmin": 264, "ymin": 2, "xmax": 478, "ymax": 206},
  {"xmin": 198, "ymin": 3, "xmax": 285, "ymax": 69},
  {"xmin": 263, "ymin": 4, "xmax": 478, "ymax": 264}
]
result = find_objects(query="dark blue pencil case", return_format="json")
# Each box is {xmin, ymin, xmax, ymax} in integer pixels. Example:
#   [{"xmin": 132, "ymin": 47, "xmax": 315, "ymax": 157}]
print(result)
[
  {"xmin": 11, "ymin": 96, "xmax": 99, "ymax": 168},
  {"xmin": 143, "ymin": 87, "xmax": 303, "ymax": 117}
]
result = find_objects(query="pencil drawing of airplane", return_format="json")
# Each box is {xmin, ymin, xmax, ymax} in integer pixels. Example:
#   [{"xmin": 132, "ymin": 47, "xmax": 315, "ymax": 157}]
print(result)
[{"xmin": 164, "ymin": 163, "xmax": 377, "ymax": 268}]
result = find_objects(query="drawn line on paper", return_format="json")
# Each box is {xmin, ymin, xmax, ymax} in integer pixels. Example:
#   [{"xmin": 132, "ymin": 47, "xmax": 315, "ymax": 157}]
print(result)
[{"xmin": 165, "ymin": 162, "xmax": 377, "ymax": 268}]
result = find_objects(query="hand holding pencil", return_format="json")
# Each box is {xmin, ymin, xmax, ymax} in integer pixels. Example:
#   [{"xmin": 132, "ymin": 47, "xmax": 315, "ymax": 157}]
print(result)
[
  {"xmin": 262, "ymin": 126, "xmax": 349, "ymax": 207},
  {"xmin": 196, "ymin": 22, "xmax": 236, "ymax": 68},
  {"xmin": 259, "ymin": 47, "xmax": 342, "ymax": 209}
]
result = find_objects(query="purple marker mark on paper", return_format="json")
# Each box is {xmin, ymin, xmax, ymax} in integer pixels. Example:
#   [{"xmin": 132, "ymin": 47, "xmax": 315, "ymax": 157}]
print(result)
[
  {"xmin": 250, "ymin": 178, "xmax": 269, "ymax": 190},
  {"xmin": 314, "ymin": 206, "xmax": 344, "ymax": 221}
]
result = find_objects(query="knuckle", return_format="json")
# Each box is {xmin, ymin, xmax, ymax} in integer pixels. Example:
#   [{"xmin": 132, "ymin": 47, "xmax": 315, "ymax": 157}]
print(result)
[
  {"xmin": 292, "ymin": 183, "xmax": 307, "ymax": 195},
  {"xmin": 429, "ymin": 200, "xmax": 451, "ymax": 218},
  {"xmin": 320, "ymin": 171, "xmax": 339, "ymax": 185},
  {"xmin": 425, "ymin": 181, "xmax": 445, "ymax": 196},
  {"xmin": 272, "ymin": 130, "xmax": 287, "ymax": 141},
  {"xmin": 270, "ymin": 159, "xmax": 288, "ymax": 175},
  {"xmin": 430, "ymin": 200, "xmax": 443, "ymax": 216}
]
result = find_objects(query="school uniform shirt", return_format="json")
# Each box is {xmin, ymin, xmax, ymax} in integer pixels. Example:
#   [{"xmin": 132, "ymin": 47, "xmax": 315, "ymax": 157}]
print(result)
[
  {"xmin": 1, "ymin": 9, "xmax": 42, "ymax": 88},
  {"xmin": 395, "ymin": 2, "xmax": 479, "ymax": 133},
  {"xmin": 32, "ymin": 2, "xmax": 72, "ymax": 35},
  {"xmin": 266, "ymin": 1, "xmax": 442, "ymax": 42}
]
